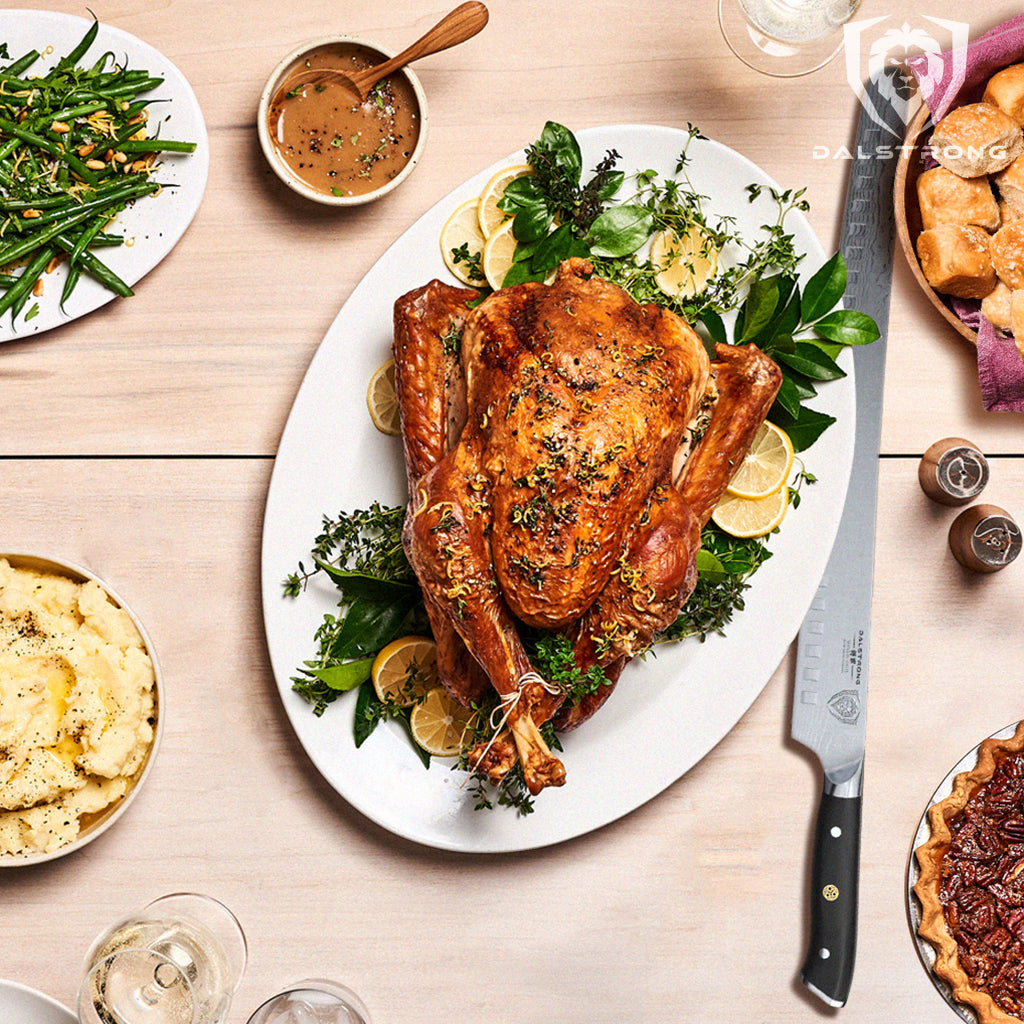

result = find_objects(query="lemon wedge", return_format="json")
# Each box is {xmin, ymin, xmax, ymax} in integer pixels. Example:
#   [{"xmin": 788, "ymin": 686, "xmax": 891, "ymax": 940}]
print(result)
[
  {"xmin": 725, "ymin": 422, "xmax": 795, "ymax": 500},
  {"xmin": 481, "ymin": 219, "xmax": 519, "ymax": 291},
  {"xmin": 440, "ymin": 197, "xmax": 488, "ymax": 287},
  {"xmin": 409, "ymin": 686, "xmax": 477, "ymax": 756},
  {"xmin": 371, "ymin": 636, "xmax": 438, "ymax": 707},
  {"xmin": 477, "ymin": 163, "xmax": 533, "ymax": 238},
  {"xmin": 651, "ymin": 225, "xmax": 719, "ymax": 299},
  {"xmin": 366, "ymin": 359, "xmax": 400, "ymax": 436},
  {"xmin": 711, "ymin": 486, "xmax": 789, "ymax": 539}
]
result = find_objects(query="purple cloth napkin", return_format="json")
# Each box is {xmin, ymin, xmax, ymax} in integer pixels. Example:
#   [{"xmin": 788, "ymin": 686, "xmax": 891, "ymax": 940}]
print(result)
[{"xmin": 907, "ymin": 16, "xmax": 1024, "ymax": 412}]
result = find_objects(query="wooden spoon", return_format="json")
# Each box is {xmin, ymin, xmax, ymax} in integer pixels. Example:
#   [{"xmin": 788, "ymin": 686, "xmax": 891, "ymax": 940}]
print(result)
[{"xmin": 275, "ymin": 1, "xmax": 489, "ymax": 102}]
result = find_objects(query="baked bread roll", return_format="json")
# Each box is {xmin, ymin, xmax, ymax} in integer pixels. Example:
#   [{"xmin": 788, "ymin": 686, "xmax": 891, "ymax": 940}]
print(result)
[
  {"xmin": 983, "ymin": 63, "xmax": 1024, "ymax": 125},
  {"xmin": 930, "ymin": 102, "xmax": 1024, "ymax": 177},
  {"xmin": 916, "ymin": 224, "xmax": 997, "ymax": 298},
  {"xmin": 990, "ymin": 220, "xmax": 1024, "ymax": 288},
  {"xmin": 1010, "ymin": 289, "xmax": 1024, "ymax": 358},
  {"xmin": 993, "ymin": 154, "xmax": 1024, "ymax": 215},
  {"xmin": 982, "ymin": 280, "xmax": 1013, "ymax": 331},
  {"xmin": 999, "ymin": 198, "xmax": 1023, "ymax": 225},
  {"xmin": 916, "ymin": 165, "xmax": 999, "ymax": 230}
]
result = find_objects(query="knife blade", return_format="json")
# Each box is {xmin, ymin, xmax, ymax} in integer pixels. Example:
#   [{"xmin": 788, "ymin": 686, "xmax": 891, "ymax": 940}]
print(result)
[{"xmin": 791, "ymin": 66, "xmax": 906, "ymax": 1009}]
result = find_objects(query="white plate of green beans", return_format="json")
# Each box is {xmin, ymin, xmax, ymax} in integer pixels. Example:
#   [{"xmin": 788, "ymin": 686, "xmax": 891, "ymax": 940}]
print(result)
[{"xmin": 0, "ymin": 11, "xmax": 208, "ymax": 341}]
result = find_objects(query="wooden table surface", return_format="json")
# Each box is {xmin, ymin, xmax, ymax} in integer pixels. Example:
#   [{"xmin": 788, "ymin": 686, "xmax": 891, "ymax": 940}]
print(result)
[{"xmin": 4, "ymin": 1, "xmax": 1023, "ymax": 1022}]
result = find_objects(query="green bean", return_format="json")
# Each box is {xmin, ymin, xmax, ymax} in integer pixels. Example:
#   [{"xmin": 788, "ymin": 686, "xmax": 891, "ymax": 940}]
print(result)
[
  {"xmin": 116, "ymin": 138, "xmax": 197, "ymax": 154},
  {"xmin": 9, "ymin": 178, "xmax": 158, "ymax": 235},
  {"xmin": 58, "ymin": 19, "xmax": 99, "ymax": 69},
  {"xmin": 52, "ymin": 232, "xmax": 132, "ymax": 297},
  {"xmin": 2, "ymin": 50, "xmax": 40, "ymax": 76},
  {"xmin": 0, "ymin": 118, "xmax": 99, "ymax": 185},
  {"xmin": 1, "ymin": 179, "xmax": 127, "ymax": 212},
  {"xmin": 68, "ymin": 215, "xmax": 108, "ymax": 263},
  {"xmin": 0, "ymin": 245, "xmax": 55, "ymax": 319},
  {"xmin": 60, "ymin": 263, "xmax": 81, "ymax": 308},
  {"xmin": 43, "ymin": 101, "xmax": 108, "ymax": 123},
  {"xmin": 0, "ymin": 186, "xmax": 150, "ymax": 267}
]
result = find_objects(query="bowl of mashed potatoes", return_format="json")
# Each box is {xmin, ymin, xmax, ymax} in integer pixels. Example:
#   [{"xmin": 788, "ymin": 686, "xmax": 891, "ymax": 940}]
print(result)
[{"xmin": 0, "ymin": 554, "xmax": 162, "ymax": 864}]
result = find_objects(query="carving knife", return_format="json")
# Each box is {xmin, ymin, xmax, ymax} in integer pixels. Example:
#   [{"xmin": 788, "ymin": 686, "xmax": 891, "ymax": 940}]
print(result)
[{"xmin": 791, "ymin": 66, "xmax": 904, "ymax": 1008}]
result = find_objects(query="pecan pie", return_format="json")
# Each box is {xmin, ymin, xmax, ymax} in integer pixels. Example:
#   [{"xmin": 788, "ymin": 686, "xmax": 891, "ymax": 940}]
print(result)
[{"xmin": 915, "ymin": 721, "xmax": 1024, "ymax": 1024}]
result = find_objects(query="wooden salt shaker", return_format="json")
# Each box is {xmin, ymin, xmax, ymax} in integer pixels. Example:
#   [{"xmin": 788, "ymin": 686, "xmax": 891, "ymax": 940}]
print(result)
[
  {"xmin": 919, "ymin": 437, "xmax": 989, "ymax": 506},
  {"xmin": 949, "ymin": 504, "xmax": 1022, "ymax": 573}
]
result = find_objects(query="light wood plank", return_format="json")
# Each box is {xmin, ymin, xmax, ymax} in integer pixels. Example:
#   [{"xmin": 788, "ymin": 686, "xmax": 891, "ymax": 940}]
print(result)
[{"xmin": 3, "ymin": 456, "xmax": 1022, "ymax": 1021}]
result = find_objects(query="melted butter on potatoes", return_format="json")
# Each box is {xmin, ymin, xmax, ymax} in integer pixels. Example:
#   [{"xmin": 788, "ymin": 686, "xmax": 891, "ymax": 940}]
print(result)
[{"xmin": 0, "ymin": 559, "xmax": 155, "ymax": 856}]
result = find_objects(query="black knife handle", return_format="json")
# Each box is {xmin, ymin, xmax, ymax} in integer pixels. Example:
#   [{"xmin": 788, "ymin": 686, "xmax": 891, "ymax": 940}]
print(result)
[{"xmin": 800, "ymin": 786, "xmax": 862, "ymax": 1007}]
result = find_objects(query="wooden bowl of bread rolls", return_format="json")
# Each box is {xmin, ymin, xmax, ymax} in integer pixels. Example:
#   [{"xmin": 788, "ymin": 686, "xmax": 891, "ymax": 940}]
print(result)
[{"xmin": 895, "ymin": 61, "xmax": 1024, "ymax": 351}]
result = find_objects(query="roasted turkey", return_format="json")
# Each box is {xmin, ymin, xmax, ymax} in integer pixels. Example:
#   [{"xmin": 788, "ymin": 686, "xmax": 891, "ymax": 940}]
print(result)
[{"xmin": 393, "ymin": 258, "xmax": 781, "ymax": 795}]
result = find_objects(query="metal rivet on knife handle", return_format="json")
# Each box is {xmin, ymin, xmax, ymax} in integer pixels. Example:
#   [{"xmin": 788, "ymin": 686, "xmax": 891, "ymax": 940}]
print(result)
[
  {"xmin": 918, "ymin": 437, "xmax": 989, "ymax": 506},
  {"xmin": 949, "ymin": 504, "xmax": 1021, "ymax": 573}
]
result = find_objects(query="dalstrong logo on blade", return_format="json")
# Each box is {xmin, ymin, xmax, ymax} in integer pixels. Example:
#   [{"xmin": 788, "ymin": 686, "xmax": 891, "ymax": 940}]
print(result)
[
  {"xmin": 843, "ymin": 16, "xmax": 970, "ymax": 137},
  {"xmin": 828, "ymin": 689, "xmax": 861, "ymax": 725}
]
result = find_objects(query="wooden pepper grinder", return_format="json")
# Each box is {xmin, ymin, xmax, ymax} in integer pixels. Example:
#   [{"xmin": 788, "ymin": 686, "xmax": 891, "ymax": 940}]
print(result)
[
  {"xmin": 949, "ymin": 504, "xmax": 1022, "ymax": 573},
  {"xmin": 918, "ymin": 437, "xmax": 989, "ymax": 506}
]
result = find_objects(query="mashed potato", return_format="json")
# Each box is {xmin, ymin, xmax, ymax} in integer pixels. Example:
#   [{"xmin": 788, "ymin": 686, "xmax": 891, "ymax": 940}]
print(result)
[{"xmin": 0, "ymin": 559, "xmax": 156, "ymax": 856}]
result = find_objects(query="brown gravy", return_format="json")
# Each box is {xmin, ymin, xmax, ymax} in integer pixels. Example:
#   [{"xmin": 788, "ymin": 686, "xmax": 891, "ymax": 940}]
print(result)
[{"xmin": 268, "ymin": 43, "xmax": 421, "ymax": 198}]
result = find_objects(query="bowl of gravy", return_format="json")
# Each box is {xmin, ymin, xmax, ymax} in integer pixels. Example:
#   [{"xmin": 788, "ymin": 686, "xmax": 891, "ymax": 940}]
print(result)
[{"xmin": 258, "ymin": 36, "xmax": 428, "ymax": 205}]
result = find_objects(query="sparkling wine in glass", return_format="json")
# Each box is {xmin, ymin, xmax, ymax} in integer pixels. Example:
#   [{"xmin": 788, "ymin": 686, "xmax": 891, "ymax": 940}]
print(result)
[
  {"xmin": 78, "ymin": 893, "xmax": 247, "ymax": 1024},
  {"xmin": 718, "ymin": 0, "xmax": 863, "ymax": 77}
]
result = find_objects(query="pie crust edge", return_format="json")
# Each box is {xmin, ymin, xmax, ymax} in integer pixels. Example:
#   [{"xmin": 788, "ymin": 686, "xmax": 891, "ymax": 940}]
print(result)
[{"xmin": 913, "ymin": 719, "xmax": 1024, "ymax": 1024}]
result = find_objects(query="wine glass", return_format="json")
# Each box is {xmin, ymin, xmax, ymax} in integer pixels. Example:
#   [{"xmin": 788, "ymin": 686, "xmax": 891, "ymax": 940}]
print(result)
[
  {"xmin": 718, "ymin": 0, "xmax": 863, "ymax": 77},
  {"xmin": 78, "ymin": 893, "xmax": 247, "ymax": 1024},
  {"xmin": 246, "ymin": 980, "xmax": 371, "ymax": 1024}
]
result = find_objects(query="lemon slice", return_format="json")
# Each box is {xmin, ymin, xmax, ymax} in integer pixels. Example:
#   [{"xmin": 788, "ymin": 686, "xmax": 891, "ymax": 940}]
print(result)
[
  {"xmin": 371, "ymin": 636, "xmax": 438, "ymax": 707},
  {"xmin": 711, "ymin": 487, "xmax": 789, "ymax": 539},
  {"xmin": 477, "ymin": 163, "xmax": 533, "ymax": 238},
  {"xmin": 409, "ymin": 686, "xmax": 477, "ymax": 756},
  {"xmin": 651, "ymin": 225, "xmax": 719, "ymax": 299},
  {"xmin": 366, "ymin": 359, "xmax": 400, "ymax": 436},
  {"xmin": 725, "ymin": 422, "xmax": 795, "ymax": 499},
  {"xmin": 481, "ymin": 219, "xmax": 519, "ymax": 291},
  {"xmin": 440, "ymin": 197, "xmax": 488, "ymax": 287}
]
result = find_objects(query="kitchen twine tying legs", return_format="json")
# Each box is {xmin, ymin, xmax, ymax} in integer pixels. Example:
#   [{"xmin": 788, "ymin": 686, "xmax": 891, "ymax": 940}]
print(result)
[{"xmin": 461, "ymin": 671, "xmax": 562, "ymax": 781}]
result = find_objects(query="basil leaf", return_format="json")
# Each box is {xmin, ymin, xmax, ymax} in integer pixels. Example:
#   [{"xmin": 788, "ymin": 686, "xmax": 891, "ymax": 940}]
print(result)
[
  {"xmin": 353, "ymin": 680, "xmax": 379, "ymax": 747},
  {"xmin": 311, "ymin": 557, "xmax": 417, "ymax": 602},
  {"xmin": 699, "ymin": 308, "xmax": 727, "ymax": 348},
  {"xmin": 586, "ymin": 204, "xmax": 655, "ymax": 258},
  {"xmin": 397, "ymin": 714, "xmax": 432, "ymax": 768},
  {"xmin": 772, "ymin": 373, "xmax": 815, "ymax": 420},
  {"xmin": 500, "ymin": 175, "xmax": 542, "ymax": 205},
  {"xmin": 531, "ymin": 221, "xmax": 576, "ymax": 268},
  {"xmin": 813, "ymin": 309, "xmax": 880, "ymax": 346},
  {"xmin": 309, "ymin": 656, "xmax": 374, "ymax": 692},
  {"xmin": 774, "ymin": 342, "xmax": 847, "ymax": 381},
  {"xmin": 770, "ymin": 404, "xmax": 837, "ymax": 452},
  {"xmin": 736, "ymin": 275, "xmax": 780, "ymax": 344},
  {"xmin": 502, "ymin": 259, "xmax": 546, "ymax": 288},
  {"xmin": 695, "ymin": 547, "xmax": 728, "ymax": 583},
  {"xmin": 800, "ymin": 337, "xmax": 844, "ymax": 360},
  {"xmin": 593, "ymin": 169, "xmax": 625, "ymax": 201},
  {"xmin": 801, "ymin": 252, "xmax": 847, "ymax": 324},
  {"xmin": 512, "ymin": 200, "xmax": 553, "ymax": 244},
  {"xmin": 538, "ymin": 121, "xmax": 582, "ymax": 184},
  {"xmin": 329, "ymin": 595, "xmax": 415, "ymax": 661},
  {"xmin": 741, "ymin": 276, "xmax": 799, "ymax": 351}
]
